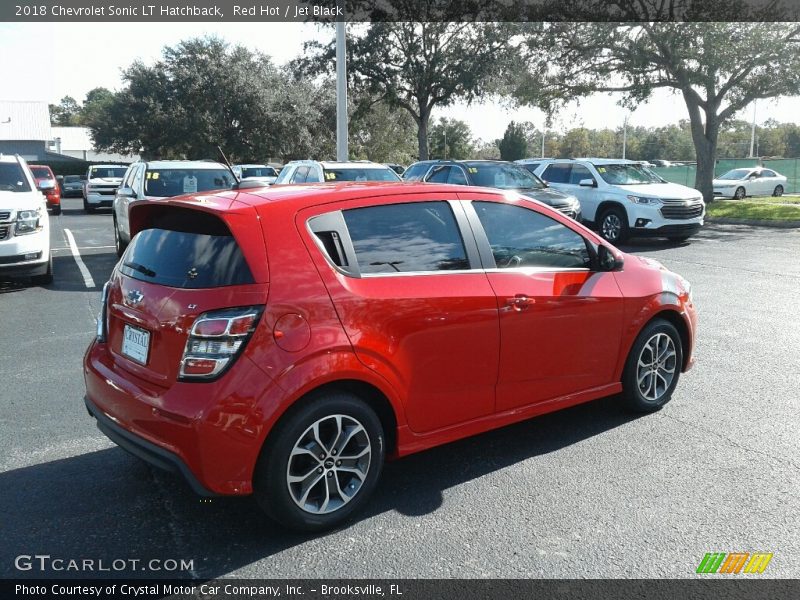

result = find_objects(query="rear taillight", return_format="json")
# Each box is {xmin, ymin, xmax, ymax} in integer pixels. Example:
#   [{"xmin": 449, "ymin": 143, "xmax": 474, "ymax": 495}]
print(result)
[
  {"xmin": 179, "ymin": 306, "xmax": 263, "ymax": 381},
  {"xmin": 96, "ymin": 282, "xmax": 110, "ymax": 342}
]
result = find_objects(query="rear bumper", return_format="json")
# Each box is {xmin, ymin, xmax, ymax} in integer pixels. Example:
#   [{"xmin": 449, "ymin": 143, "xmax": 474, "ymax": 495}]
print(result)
[
  {"xmin": 83, "ymin": 340, "xmax": 277, "ymax": 496},
  {"xmin": 85, "ymin": 395, "xmax": 217, "ymax": 497}
]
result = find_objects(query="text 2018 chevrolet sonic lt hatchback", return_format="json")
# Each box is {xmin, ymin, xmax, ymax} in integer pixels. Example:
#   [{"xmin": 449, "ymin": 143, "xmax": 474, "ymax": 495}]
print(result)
[{"xmin": 84, "ymin": 182, "xmax": 697, "ymax": 531}]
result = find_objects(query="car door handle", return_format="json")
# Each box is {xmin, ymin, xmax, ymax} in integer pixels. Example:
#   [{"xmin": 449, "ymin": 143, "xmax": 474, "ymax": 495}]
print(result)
[{"xmin": 506, "ymin": 295, "xmax": 535, "ymax": 310}]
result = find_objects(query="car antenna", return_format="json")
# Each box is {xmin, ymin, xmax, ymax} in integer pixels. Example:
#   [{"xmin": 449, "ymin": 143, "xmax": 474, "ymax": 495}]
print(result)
[{"xmin": 217, "ymin": 146, "xmax": 241, "ymax": 189}]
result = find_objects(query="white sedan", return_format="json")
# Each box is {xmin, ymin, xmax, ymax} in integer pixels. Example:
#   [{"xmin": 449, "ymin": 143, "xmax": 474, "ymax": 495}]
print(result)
[{"xmin": 713, "ymin": 167, "xmax": 787, "ymax": 199}]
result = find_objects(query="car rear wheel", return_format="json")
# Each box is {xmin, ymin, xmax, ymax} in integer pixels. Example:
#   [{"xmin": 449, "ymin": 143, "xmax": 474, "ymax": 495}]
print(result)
[
  {"xmin": 254, "ymin": 392, "xmax": 385, "ymax": 532},
  {"xmin": 599, "ymin": 206, "xmax": 629, "ymax": 244},
  {"xmin": 773, "ymin": 185, "xmax": 784, "ymax": 197},
  {"xmin": 734, "ymin": 186, "xmax": 746, "ymax": 200},
  {"xmin": 622, "ymin": 319, "xmax": 683, "ymax": 412}
]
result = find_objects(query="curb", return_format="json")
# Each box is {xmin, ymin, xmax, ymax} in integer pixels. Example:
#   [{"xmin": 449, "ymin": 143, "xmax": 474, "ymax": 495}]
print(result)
[{"xmin": 706, "ymin": 217, "xmax": 800, "ymax": 228}]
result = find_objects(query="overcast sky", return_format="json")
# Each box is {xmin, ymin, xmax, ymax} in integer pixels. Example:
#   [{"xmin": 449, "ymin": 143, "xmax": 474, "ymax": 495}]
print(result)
[{"xmin": 2, "ymin": 22, "xmax": 799, "ymax": 141}]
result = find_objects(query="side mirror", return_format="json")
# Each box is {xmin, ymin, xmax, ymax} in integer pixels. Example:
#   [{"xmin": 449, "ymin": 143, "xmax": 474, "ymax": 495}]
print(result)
[
  {"xmin": 56, "ymin": 175, "xmax": 64, "ymax": 182},
  {"xmin": 37, "ymin": 180, "xmax": 55, "ymax": 191},
  {"xmin": 116, "ymin": 187, "xmax": 135, "ymax": 198},
  {"xmin": 579, "ymin": 178, "xmax": 596, "ymax": 187},
  {"xmin": 597, "ymin": 245, "xmax": 624, "ymax": 272}
]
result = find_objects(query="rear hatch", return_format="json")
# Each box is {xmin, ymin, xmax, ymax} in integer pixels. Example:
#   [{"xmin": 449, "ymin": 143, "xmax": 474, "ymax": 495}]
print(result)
[{"xmin": 103, "ymin": 198, "xmax": 269, "ymax": 387}]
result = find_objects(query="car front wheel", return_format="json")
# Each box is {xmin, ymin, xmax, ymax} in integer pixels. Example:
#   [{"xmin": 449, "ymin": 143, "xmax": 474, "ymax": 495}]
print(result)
[
  {"xmin": 622, "ymin": 319, "xmax": 683, "ymax": 412},
  {"xmin": 254, "ymin": 392, "xmax": 385, "ymax": 532},
  {"xmin": 599, "ymin": 206, "xmax": 629, "ymax": 244},
  {"xmin": 734, "ymin": 186, "xmax": 746, "ymax": 200},
  {"xmin": 773, "ymin": 185, "xmax": 784, "ymax": 197}
]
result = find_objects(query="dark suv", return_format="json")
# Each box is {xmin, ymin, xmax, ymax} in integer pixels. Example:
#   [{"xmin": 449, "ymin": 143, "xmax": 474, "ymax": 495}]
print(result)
[
  {"xmin": 84, "ymin": 182, "xmax": 697, "ymax": 532},
  {"xmin": 405, "ymin": 160, "xmax": 582, "ymax": 220}
]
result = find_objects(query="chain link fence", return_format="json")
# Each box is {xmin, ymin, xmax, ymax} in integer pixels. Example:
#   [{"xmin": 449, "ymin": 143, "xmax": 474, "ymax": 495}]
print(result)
[{"xmin": 651, "ymin": 158, "xmax": 800, "ymax": 194}]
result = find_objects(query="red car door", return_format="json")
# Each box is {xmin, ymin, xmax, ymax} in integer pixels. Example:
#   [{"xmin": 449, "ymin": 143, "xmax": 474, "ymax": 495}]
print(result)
[
  {"xmin": 462, "ymin": 194, "xmax": 625, "ymax": 412},
  {"xmin": 297, "ymin": 195, "xmax": 500, "ymax": 433}
]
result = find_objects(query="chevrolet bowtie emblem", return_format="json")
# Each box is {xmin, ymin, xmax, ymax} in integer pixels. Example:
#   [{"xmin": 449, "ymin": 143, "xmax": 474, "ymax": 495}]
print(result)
[{"xmin": 127, "ymin": 289, "xmax": 144, "ymax": 304}]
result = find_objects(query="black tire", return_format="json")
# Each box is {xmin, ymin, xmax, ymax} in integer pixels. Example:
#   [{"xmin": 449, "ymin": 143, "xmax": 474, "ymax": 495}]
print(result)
[
  {"xmin": 622, "ymin": 319, "xmax": 683, "ymax": 412},
  {"xmin": 83, "ymin": 198, "xmax": 95, "ymax": 214},
  {"xmin": 734, "ymin": 186, "xmax": 746, "ymax": 200},
  {"xmin": 668, "ymin": 236, "xmax": 691, "ymax": 243},
  {"xmin": 254, "ymin": 392, "xmax": 385, "ymax": 532},
  {"xmin": 31, "ymin": 255, "xmax": 53, "ymax": 286},
  {"xmin": 113, "ymin": 216, "xmax": 127, "ymax": 257},
  {"xmin": 598, "ymin": 206, "xmax": 629, "ymax": 244},
  {"xmin": 773, "ymin": 185, "xmax": 784, "ymax": 197},
  {"xmin": 50, "ymin": 205, "xmax": 61, "ymax": 216}
]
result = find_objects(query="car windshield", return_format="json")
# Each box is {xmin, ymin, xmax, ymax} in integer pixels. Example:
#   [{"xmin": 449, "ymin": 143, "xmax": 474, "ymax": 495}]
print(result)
[
  {"xmin": 64, "ymin": 175, "xmax": 80, "ymax": 183},
  {"xmin": 143, "ymin": 168, "xmax": 236, "ymax": 197},
  {"xmin": 0, "ymin": 162, "xmax": 32, "ymax": 192},
  {"xmin": 89, "ymin": 167, "xmax": 127, "ymax": 179},
  {"xmin": 241, "ymin": 166, "xmax": 276, "ymax": 178},
  {"xmin": 30, "ymin": 166, "xmax": 52, "ymax": 179},
  {"xmin": 323, "ymin": 167, "xmax": 401, "ymax": 182},
  {"xmin": 467, "ymin": 163, "xmax": 546, "ymax": 190},
  {"xmin": 718, "ymin": 169, "xmax": 753, "ymax": 180},
  {"xmin": 595, "ymin": 164, "xmax": 655, "ymax": 185}
]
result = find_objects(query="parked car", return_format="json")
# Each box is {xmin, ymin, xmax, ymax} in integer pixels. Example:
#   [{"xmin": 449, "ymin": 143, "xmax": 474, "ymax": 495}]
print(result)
[
  {"xmin": 0, "ymin": 154, "xmax": 52, "ymax": 284},
  {"xmin": 83, "ymin": 165, "xmax": 128, "ymax": 213},
  {"xmin": 712, "ymin": 167, "xmax": 787, "ymax": 199},
  {"xmin": 112, "ymin": 160, "xmax": 237, "ymax": 257},
  {"xmin": 61, "ymin": 174, "xmax": 85, "ymax": 198},
  {"xmin": 233, "ymin": 164, "xmax": 278, "ymax": 185},
  {"xmin": 29, "ymin": 164, "xmax": 61, "ymax": 215},
  {"xmin": 84, "ymin": 181, "xmax": 697, "ymax": 532},
  {"xmin": 532, "ymin": 159, "xmax": 705, "ymax": 244},
  {"xmin": 273, "ymin": 160, "xmax": 401, "ymax": 184},
  {"xmin": 413, "ymin": 159, "xmax": 582, "ymax": 220}
]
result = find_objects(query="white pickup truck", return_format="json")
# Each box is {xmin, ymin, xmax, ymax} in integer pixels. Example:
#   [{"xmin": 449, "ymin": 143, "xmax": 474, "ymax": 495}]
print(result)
[{"xmin": 83, "ymin": 164, "xmax": 127, "ymax": 213}]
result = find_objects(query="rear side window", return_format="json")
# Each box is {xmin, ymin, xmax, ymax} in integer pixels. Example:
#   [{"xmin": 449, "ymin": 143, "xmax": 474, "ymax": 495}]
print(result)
[
  {"xmin": 473, "ymin": 201, "xmax": 590, "ymax": 270},
  {"xmin": 401, "ymin": 163, "xmax": 430, "ymax": 181},
  {"xmin": 541, "ymin": 164, "xmax": 571, "ymax": 184},
  {"xmin": 323, "ymin": 168, "xmax": 400, "ymax": 182},
  {"xmin": 343, "ymin": 202, "xmax": 469, "ymax": 274},
  {"xmin": 120, "ymin": 211, "xmax": 254, "ymax": 288}
]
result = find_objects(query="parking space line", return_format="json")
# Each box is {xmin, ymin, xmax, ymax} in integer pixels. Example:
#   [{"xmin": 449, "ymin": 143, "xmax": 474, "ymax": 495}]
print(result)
[
  {"xmin": 63, "ymin": 228, "xmax": 96, "ymax": 289},
  {"xmin": 52, "ymin": 245, "xmax": 115, "ymax": 252}
]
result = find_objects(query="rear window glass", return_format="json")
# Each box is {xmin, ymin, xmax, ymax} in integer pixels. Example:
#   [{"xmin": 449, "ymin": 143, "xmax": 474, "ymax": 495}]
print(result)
[
  {"xmin": 343, "ymin": 202, "xmax": 469, "ymax": 274},
  {"xmin": 121, "ymin": 214, "xmax": 253, "ymax": 288},
  {"xmin": 143, "ymin": 168, "xmax": 236, "ymax": 197}
]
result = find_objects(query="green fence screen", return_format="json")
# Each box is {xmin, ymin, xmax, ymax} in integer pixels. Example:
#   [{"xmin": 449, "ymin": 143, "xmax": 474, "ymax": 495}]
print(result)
[{"xmin": 651, "ymin": 158, "xmax": 800, "ymax": 194}]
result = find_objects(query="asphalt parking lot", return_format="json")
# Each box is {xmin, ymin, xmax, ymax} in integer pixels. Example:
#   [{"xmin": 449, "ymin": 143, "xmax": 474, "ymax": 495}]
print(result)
[{"xmin": 1, "ymin": 197, "xmax": 798, "ymax": 579}]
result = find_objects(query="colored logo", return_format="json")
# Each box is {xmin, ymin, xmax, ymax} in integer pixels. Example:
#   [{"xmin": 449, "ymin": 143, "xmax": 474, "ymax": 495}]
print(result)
[{"xmin": 696, "ymin": 552, "xmax": 773, "ymax": 574}]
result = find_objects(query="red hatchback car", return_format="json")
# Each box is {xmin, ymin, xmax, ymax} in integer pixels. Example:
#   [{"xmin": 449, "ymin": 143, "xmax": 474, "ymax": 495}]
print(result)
[
  {"xmin": 29, "ymin": 164, "xmax": 61, "ymax": 215},
  {"xmin": 83, "ymin": 182, "xmax": 696, "ymax": 531}
]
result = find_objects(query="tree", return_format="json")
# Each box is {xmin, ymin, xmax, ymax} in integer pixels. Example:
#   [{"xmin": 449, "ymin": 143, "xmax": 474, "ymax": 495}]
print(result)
[
  {"xmin": 349, "ymin": 97, "xmax": 417, "ymax": 164},
  {"xmin": 86, "ymin": 37, "xmax": 335, "ymax": 162},
  {"xmin": 296, "ymin": 22, "xmax": 513, "ymax": 160},
  {"xmin": 429, "ymin": 118, "xmax": 474, "ymax": 159},
  {"xmin": 48, "ymin": 96, "xmax": 81, "ymax": 126},
  {"xmin": 516, "ymin": 21, "xmax": 800, "ymax": 200},
  {"xmin": 498, "ymin": 121, "xmax": 528, "ymax": 161}
]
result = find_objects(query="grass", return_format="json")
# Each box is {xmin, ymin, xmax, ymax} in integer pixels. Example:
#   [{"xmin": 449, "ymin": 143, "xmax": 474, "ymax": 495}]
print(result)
[{"xmin": 707, "ymin": 198, "xmax": 800, "ymax": 221}]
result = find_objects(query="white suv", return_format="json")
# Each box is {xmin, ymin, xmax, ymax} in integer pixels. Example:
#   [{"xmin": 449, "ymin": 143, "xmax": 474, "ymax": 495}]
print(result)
[
  {"xmin": 527, "ymin": 158, "xmax": 705, "ymax": 244},
  {"xmin": 0, "ymin": 154, "xmax": 52, "ymax": 284},
  {"xmin": 272, "ymin": 160, "xmax": 401, "ymax": 184}
]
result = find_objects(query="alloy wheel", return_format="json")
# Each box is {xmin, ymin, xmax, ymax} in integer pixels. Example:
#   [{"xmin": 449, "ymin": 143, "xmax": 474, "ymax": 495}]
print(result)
[
  {"xmin": 636, "ymin": 333, "xmax": 677, "ymax": 402},
  {"xmin": 286, "ymin": 414, "xmax": 371, "ymax": 515},
  {"xmin": 602, "ymin": 213, "xmax": 622, "ymax": 242}
]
